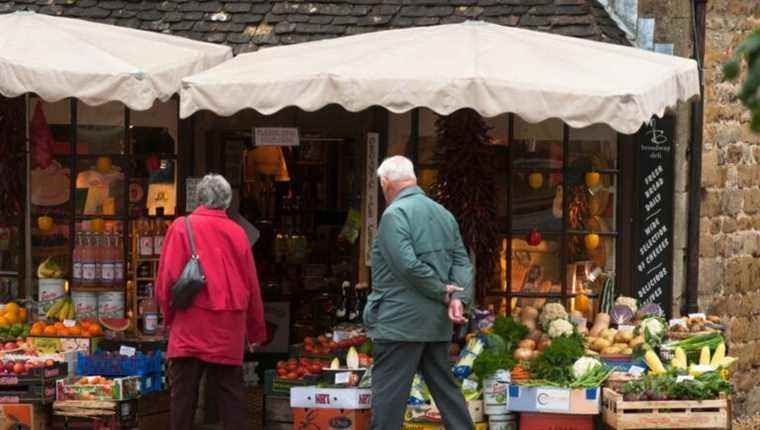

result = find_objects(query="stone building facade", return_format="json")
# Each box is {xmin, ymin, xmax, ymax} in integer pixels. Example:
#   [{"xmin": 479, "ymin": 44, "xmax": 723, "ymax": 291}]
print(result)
[{"xmin": 701, "ymin": 0, "xmax": 760, "ymax": 419}]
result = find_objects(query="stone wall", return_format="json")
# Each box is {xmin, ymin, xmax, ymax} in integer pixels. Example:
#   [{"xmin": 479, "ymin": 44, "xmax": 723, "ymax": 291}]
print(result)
[{"xmin": 701, "ymin": 0, "xmax": 760, "ymax": 418}]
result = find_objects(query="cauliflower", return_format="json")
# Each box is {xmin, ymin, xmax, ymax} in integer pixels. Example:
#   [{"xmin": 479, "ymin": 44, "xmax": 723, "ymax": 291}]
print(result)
[
  {"xmin": 639, "ymin": 315, "xmax": 666, "ymax": 338},
  {"xmin": 572, "ymin": 356, "xmax": 602, "ymax": 380},
  {"xmin": 548, "ymin": 319, "xmax": 574, "ymax": 338},
  {"xmin": 615, "ymin": 296, "xmax": 638, "ymax": 314},
  {"xmin": 539, "ymin": 303, "xmax": 568, "ymax": 329}
]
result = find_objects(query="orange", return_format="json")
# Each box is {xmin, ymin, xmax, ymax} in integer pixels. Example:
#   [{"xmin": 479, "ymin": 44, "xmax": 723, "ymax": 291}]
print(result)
[
  {"xmin": 69, "ymin": 326, "xmax": 82, "ymax": 337},
  {"xmin": 3, "ymin": 313, "xmax": 18, "ymax": 325},
  {"xmin": 4, "ymin": 303, "xmax": 20, "ymax": 315},
  {"xmin": 58, "ymin": 327, "xmax": 71, "ymax": 337},
  {"xmin": 18, "ymin": 309, "xmax": 27, "ymax": 323},
  {"xmin": 89, "ymin": 324, "xmax": 103, "ymax": 336},
  {"xmin": 54, "ymin": 322, "xmax": 64, "ymax": 330},
  {"xmin": 43, "ymin": 326, "xmax": 57, "ymax": 337},
  {"xmin": 32, "ymin": 321, "xmax": 44, "ymax": 331},
  {"xmin": 29, "ymin": 326, "xmax": 43, "ymax": 336}
]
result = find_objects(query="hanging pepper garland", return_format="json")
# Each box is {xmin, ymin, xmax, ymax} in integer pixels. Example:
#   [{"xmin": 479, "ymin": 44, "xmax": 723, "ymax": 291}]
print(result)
[
  {"xmin": 430, "ymin": 109, "xmax": 500, "ymax": 304},
  {"xmin": 0, "ymin": 96, "xmax": 25, "ymax": 220}
]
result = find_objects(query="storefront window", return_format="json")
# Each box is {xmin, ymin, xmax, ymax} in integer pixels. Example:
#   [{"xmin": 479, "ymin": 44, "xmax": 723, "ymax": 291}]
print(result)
[
  {"xmin": 28, "ymin": 98, "xmax": 178, "ymax": 326},
  {"xmin": 392, "ymin": 111, "xmax": 621, "ymax": 319}
]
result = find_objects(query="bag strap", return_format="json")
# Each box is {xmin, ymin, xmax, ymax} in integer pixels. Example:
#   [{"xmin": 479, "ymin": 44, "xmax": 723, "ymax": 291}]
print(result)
[{"xmin": 184, "ymin": 216, "xmax": 198, "ymax": 257}]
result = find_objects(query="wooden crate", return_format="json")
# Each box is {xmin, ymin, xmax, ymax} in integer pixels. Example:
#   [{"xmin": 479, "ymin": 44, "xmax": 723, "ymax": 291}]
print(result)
[{"xmin": 602, "ymin": 387, "xmax": 729, "ymax": 429}]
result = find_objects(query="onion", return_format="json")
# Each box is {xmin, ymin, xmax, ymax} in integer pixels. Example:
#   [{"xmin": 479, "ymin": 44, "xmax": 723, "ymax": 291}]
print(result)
[
  {"xmin": 518, "ymin": 339, "xmax": 536, "ymax": 350},
  {"xmin": 528, "ymin": 329, "xmax": 542, "ymax": 342},
  {"xmin": 522, "ymin": 319, "xmax": 537, "ymax": 331},
  {"xmin": 513, "ymin": 348, "xmax": 533, "ymax": 361},
  {"xmin": 537, "ymin": 338, "xmax": 552, "ymax": 351},
  {"xmin": 522, "ymin": 306, "xmax": 539, "ymax": 321}
]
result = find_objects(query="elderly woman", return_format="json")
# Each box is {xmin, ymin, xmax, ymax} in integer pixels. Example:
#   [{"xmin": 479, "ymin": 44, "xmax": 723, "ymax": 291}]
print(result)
[{"xmin": 156, "ymin": 174, "xmax": 265, "ymax": 430}]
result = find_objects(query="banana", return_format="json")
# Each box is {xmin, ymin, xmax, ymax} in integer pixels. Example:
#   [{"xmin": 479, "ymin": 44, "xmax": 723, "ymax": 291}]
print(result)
[
  {"xmin": 46, "ymin": 299, "xmax": 65, "ymax": 319},
  {"xmin": 58, "ymin": 301, "xmax": 70, "ymax": 322},
  {"xmin": 66, "ymin": 300, "xmax": 76, "ymax": 320}
]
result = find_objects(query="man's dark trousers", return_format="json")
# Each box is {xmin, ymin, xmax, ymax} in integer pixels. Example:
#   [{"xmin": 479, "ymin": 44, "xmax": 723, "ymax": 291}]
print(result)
[{"xmin": 371, "ymin": 341, "xmax": 474, "ymax": 430}]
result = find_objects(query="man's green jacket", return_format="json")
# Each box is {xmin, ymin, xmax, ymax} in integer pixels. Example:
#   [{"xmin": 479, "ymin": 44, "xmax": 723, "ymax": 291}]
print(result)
[{"xmin": 363, "ymin": 186, "xmax": 473, "ymax": 342}]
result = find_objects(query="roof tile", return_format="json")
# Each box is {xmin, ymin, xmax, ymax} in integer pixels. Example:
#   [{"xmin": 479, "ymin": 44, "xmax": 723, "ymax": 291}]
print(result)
[{"xmin": 1, "ymin": 0, "xmax": 631, "ymax": 52}]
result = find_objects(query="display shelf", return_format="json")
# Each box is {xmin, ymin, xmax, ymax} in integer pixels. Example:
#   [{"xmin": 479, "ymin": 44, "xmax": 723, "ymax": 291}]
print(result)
[
  {"xmin": 32, "ymin": 246, "xmax": 69, "ymax": 257},
  {"xmin": 70, "ymin": 285, "xmax": 125, "ymax": 292}
]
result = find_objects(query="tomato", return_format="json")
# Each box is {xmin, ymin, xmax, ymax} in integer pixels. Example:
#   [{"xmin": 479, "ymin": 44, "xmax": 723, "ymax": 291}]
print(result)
[
  {"xmin": 317, "ymin": 335, "xmax": 328, "ymax": 344},
  {"xmin": 300, "ymin": 358, "xmax": 311, "ymax": 366},
  {"xmin": 296, "ymin": 368, "xmax": 305, "ymax": 377},
  {"xmin": 277, "ymin": 361, "xmax": 287, "ymax": 369},
  {"xmin": 12, "ymin": 363, "xmax": 25, "ymax": 375},
  {"xmin": 277, "ymin": 367, "xmax": 288, "ymax": 377},
  {"xmin": 311, "ymin": 364, "xmax": 322, "ymax": 374},
  {"xmin": 353, "ymin": 336, "xmax": 366, "ymax": 346},
  {"xmin": 287, "ymin": 363, "xmax": 298, "ymax": 371},
  {"xmin": 328, "ymin": 341, "xmax": 338, "ymax": 350},
  {"xmin": 304, "ymin": 337, "xmax": 314, "ymax": 345},
  {"xmin": 288, "ymin": 358, "xmax": 298, "ymax": 365},
  {"xmin": 286, "ymin": 372, "xmax": 298, "ymax": 380},
  {"xmin": 304, "ymin": 345, "xmax": 315, "ymax": 353}
]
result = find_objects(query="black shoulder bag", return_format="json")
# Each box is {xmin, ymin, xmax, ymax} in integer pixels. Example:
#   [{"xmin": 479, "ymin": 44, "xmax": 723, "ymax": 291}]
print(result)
[{"xmin": 171, "ymin": 216, "xmax": 206, "ymax": 309}]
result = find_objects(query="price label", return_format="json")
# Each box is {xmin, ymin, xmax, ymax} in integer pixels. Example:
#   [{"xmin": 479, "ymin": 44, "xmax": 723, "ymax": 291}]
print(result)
[
  {"xmin": 688, "ymin": 313, "xmax": 707, "ymax": 320},
  {"xmin": 669, "ymin": 318, "xmax": 686, "ymax": 328},
  {"xmin": 63, "ymin": 320, "xmax": 76, "ymax": 328},
  {"xmin": 119, "ymin": 346, "xmax": 136, "ymax": 357},
  {"xmin": 676, "ymin": 375, "xmax": 695, "ymax": 383},
  {"xmin": 618, "ymin": 325, "xmax": 636, "ymax": 333},
  {"xmin": 628, "ymin": 366, "xmax": 645, "ymax": 377},
  {"xmin": 334, "ymin": 372, "xmax": 351, "ymax": 385}
]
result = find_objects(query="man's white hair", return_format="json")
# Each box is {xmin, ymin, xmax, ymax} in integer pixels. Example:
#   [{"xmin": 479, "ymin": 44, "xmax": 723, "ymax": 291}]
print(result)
[{"xmin": 376, "ymin": 155, "xmax": 417, "ymax": 182}]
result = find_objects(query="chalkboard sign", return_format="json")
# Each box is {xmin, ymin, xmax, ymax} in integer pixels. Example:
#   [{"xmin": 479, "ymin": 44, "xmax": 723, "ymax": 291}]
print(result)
[{"xmin": 633, "ymin": 116, "xmax": 675, "ymax": 316}]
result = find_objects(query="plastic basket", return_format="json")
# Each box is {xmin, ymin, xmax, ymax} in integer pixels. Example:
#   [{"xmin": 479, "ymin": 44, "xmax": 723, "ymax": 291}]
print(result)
[{"xmin": 76, "ymin": 351, "xmax": 163, "ymax": 377}]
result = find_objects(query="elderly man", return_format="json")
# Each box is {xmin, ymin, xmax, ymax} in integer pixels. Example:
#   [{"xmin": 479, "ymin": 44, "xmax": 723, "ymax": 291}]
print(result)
[{"xmin": 364, "ymin": 156, "xmax": 474, "ymax": 430}]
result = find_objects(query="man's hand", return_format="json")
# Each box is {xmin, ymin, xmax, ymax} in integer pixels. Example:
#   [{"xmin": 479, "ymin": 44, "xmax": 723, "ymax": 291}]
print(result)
[
  {"xmin": 448, "ymin": 299, "xmax": 467, "ymax": 325},
  {"xmin": 444, "ymin": 284, "xmax": 464, "ymax": 303}
]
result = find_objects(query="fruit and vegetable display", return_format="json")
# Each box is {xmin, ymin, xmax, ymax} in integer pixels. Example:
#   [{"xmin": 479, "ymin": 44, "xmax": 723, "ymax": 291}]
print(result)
[
  {"xmin": 302, "ymin": 333, "xmax": 369, "ymax": 356},
  {"xmin": 37, "ymin": 257, "xmax": 65, "ymax": 279},
  {"xmin": 621, "ymin": 369, "xmax": 732, "ymax": 401},
  {"xmin": 275, "ymin": 358, "xmax": 328, "ymax": 381}
]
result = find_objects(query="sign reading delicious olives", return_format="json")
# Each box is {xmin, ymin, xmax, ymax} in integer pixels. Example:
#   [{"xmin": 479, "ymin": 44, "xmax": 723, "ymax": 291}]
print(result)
[{"xmin": 633, "ymin": 116, "xmax": 675, "ymax": 316}]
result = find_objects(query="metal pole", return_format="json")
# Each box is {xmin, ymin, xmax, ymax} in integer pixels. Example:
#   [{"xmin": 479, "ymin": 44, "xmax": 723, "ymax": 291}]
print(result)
[{"xmin": 24, "ymin": 94, "xmax": 31, "ymax": 299}]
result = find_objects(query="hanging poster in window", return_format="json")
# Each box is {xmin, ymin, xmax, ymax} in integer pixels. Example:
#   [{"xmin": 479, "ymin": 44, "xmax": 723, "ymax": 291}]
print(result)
[
  {"xmin": 633, "ymin": 116, "xmax": 675, "ymax": 316},
  {"xmin": 365, "ymin": 133, "xmax": 379, "ymax": 267}
]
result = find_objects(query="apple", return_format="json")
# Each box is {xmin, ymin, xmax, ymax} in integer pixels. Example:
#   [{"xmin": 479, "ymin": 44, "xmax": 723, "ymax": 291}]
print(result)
[
  {"xmin": 13, "ymin": 363, "xmax": 25, "ymax": 375},
  {"xmin": 527, "ymin": 228, "xmax": 542, "ymax": 246},
  {"xmin": 4, "ymin": 342, "xmax": 16, "ymax": 351}
]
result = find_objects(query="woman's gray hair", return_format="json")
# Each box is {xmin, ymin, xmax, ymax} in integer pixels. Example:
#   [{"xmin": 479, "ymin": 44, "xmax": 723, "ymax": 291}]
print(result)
[{"xmin": 197, "ymin": 174, "xmax": 232, "ymax": 210}]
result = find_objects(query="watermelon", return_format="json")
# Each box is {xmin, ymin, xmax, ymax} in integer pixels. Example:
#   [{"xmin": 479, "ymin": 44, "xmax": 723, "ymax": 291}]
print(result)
[{"xmin": 100, "ymin": 318, "xmax": 130, "ymax": 332}]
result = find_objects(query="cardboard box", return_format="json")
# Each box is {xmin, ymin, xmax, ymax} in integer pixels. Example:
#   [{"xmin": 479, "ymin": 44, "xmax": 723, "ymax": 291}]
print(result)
[
  {"xmin": 292, "ymin": 408, "xmax": 370, "ymax": 430},
  {"xmin": 56, "ymin": 376, "xmax": 141, "ymax": 401},
  {"xmin": 401, "ymin": 421, "xmax": 488, "ymax": 430},
  {"xmin": 0, "ymin": 403, "xmax": 38, "ymax": 430},
  {"xmin": 404, "ymin": 401, "xmax": 484, "ymax": 423},
  {"xmin": 508, "ymin": 385, "xmax": 601, "ymax": 414},
  {"xmin": 291, "ymin": 387, "xmax": 372, "ymax": 410}
]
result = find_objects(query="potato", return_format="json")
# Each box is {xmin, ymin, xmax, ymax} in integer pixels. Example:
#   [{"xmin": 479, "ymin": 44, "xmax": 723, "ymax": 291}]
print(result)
[
  {"xmin": 586, "ymin": 336, "xmax": 599, "ymax": 345},
  {"xmin": 629, "ymin": 335, "xmax": 645, "ymax": 348},
  {"xmin": 592, "ymin": 338, "xmax": 612, "ymax": 351},
  {"xmin": 602, "ymin": 346, "xmax": 622, "ymax": 355},
  {"xmin": 622, "ymin": 348, "xmax": 633, "ymax": 355},
  {"xmin": 522, "ymin": 319, "xmax": 537, "ymax": 331},
  {"xmin": 613, "ymin": 343, "xmax": 629, "ymax": 350},
  {"xmin": 614, "ymin": 330, "xmax": 634, "ymax": 343}
]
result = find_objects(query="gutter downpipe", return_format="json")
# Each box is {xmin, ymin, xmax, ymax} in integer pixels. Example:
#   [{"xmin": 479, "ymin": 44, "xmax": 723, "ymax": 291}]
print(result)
[{"xmin": 685, "ymin": 0, "xmax": 707, "ymax": 314}]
